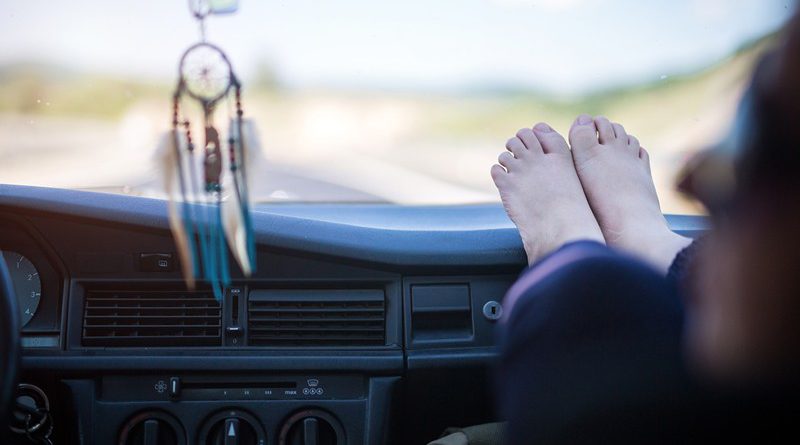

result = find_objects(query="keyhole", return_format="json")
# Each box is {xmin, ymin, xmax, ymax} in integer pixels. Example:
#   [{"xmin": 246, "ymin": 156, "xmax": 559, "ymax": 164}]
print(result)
[{"xmin": 482, "ymin": 301, "xmax": 503, "ymax": 321}]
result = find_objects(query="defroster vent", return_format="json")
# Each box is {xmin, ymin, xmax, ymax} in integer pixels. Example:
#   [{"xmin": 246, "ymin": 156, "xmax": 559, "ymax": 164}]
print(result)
[
  {"xmin": 82, "ymin": 289, "xmax": 222, "ymax": 347},
  {"xmin": 248, "ymin": 289, "xmax": 386, "ymax": 346}
]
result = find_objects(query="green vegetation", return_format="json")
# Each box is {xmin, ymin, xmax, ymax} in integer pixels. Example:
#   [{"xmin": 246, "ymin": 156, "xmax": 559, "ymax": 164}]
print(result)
[
  {"xmin": 0, "ymin": 32, "xmax": 775, "ymax": 124},
  {"xmin": 0, "ymin": 63, "xmax": 168, "ymax": 119}
]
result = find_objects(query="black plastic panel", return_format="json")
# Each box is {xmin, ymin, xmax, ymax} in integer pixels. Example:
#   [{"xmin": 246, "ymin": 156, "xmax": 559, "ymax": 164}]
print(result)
[
  {"xmin": 63, "ymin": 376, "xmax": 396, "ymax": 445},
  {"xmin": 0, "ymin": 185, "xmax": 711, "ymax": 444},
  {"xmin": 404, "ymin": 275, "xmax": 516, "ymax": 349},
  {"xmin": 248, "ymin": 289, "xmax": 386, "ymax": 347},
  {"xmin": 101, "ymin": 374, "xmax": 365, "ymax": 402},
  {"xmin": 81, "ymin": 288, "xmax": 222, "ymax": 347},
  {"xmin": 410, "ymin": 284, "xmax": 473, "ymax": 342}
]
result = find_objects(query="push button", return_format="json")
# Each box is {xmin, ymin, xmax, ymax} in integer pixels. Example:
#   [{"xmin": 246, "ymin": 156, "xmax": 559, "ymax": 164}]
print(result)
[
  {"xmin": 168, "ymin": 377, "xmax": 181, "ymax": 399},
  {"xmin": 139, "ymin": 253, "xmax": 175, "ymax": 272}
]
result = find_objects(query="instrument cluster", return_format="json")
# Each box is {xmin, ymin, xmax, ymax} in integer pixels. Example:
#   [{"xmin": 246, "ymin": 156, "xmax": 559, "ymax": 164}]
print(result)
[
  {"xmin": 0, "ymin": 215, "xmax": 64, "ymax": 346},
  {"xmin": 2, "ymin": 250, "xmax": 42, "ymax": 326}
]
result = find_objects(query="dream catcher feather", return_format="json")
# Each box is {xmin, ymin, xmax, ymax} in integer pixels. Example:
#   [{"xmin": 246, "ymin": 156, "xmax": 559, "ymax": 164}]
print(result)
[{"xmin": 157, "ymin": 0, "xmax": 256, "ymax": 301}]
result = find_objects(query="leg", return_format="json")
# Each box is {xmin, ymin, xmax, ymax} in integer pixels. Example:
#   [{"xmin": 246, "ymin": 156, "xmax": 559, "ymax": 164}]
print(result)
[{"xmin": 497, "ymin": 241, "xmax": 690, "ymax": 444}]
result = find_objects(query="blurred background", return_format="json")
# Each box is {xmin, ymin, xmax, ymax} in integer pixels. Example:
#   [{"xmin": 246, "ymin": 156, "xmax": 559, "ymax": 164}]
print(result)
[{"xmin": 0, "ymin": 0, "xmax": 794, "ymax": 212}]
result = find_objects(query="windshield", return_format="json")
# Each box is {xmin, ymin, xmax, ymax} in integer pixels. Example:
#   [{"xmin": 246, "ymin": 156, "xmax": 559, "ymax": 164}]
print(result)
[{"xmin": 0, "ymin": 0, "xmax": 792, "ymax": 212}]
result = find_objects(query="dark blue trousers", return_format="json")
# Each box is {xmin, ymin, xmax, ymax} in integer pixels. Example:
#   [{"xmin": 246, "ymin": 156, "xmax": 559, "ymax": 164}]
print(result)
[{"xmin": 496, "ymin": 241, "xmax": 697, "ymax": 444}]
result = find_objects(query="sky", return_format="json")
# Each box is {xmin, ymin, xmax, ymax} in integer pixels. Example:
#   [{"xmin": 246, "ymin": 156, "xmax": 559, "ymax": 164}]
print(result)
[{"xmin": 0, "ymin": 0, "xmax": 794, "ymax": 95}]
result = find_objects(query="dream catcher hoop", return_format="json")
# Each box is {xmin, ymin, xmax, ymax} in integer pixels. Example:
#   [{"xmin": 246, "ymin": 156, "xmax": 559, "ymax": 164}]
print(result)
[
  {"xmin": 159, "ymin": 0, "xmax": 256, "ymax": 301},
  {"xmin": 178, "ymin": 42, "xmax": 234, "ymax": 106}
]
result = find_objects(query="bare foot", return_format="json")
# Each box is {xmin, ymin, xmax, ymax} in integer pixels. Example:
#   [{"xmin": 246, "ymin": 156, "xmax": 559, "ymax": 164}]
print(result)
[
  {"xmin": 492, "ymin": 123, "xmax": 605, "ymax": 265},
  {"xmin": 568, "ymin": 114, "xmax": 692, "ymax": 273}
]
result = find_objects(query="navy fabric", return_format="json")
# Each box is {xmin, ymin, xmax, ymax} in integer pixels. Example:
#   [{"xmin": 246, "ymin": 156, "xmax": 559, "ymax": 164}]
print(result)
[
  {"xmin": 496, "ymin": 241, "xmax": 696, "ymax": 444},
  {"xmin": 666, "ymin": 237, "xmax": 703, "ymax": 284},
  {"xmin": 495, "ymin": 240, "xmax": 799, "ymax": 444}
]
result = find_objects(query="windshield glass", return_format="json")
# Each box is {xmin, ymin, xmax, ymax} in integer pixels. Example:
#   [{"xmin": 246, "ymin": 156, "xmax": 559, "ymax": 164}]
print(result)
[{"xmin": 0, "ymin": 0, "xmax": 792, "ymax": 212}]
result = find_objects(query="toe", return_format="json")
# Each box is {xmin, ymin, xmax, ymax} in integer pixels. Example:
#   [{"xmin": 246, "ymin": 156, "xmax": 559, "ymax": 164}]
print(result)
[
  {"xmin": 627, "ymin": 134, "xmax": 641, "ymax": 155},
  {"xmin": 594, "ymin": 116, "xmax": 616, "ymax": 144},
  {"xmin": 533, "ymin": 122, "xmax": 570, "ymax": 154},
  {"xmin": 498, "ymin": 151, "xmax": 516, "ymax": 171},
  {"xmin": 490, "ymin": 164, "xmax": 507, "ymax": 183},
  {"xmin": 612, "ymin": 122, "xmax": 627, "ymax": 140},
  {"xmin": 506, "ymin": 137, "xmax": 528, "ymax": 158},
  {"xmin": 516, "ymin": 128, "xmax": 544, "ymax": 154},
  {"xmin": 639, "ymin": 147, "xmax": 652, "ymax": 173},
  {"xmin": 568, "ymin": 114, "xmax": 599, "ymax": 151}
]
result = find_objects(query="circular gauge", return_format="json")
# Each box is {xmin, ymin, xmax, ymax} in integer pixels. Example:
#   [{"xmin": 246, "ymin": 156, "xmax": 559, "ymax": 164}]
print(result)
[{"xmin": 1, "ymin": 251, "xmax": 42, "ymax": 327}]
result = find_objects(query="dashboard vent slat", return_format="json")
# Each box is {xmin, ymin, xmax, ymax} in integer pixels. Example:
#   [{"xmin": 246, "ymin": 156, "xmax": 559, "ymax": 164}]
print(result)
[
  {"xmin": 82, "ymin": 290, "xmax": 222, "ymax": 347},
  {"xmin": 248, "ymin": 289, "xmax": 386, "ymax": 347}
]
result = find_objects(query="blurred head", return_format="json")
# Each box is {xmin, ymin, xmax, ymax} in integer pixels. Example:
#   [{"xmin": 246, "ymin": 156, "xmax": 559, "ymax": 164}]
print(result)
[{"xmin": 682, "ymin": 13, "xmax": 800, "ymax": 384}]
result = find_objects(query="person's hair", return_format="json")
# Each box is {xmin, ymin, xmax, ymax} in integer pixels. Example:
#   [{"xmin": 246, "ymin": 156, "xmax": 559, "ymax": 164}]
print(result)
[{"xmin": 739, "ymin": 13, "xmax": 800, "ymax": 194}]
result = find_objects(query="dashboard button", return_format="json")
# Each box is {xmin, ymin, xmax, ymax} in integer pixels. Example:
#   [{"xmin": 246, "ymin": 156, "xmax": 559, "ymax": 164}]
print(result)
[
  {"xmin": 139, "ymin": 253, "xmax": 175, "ymax": 272},
  {"xmin": 168, "ymin": 377, "xmax": 181, "ymax": 398}
]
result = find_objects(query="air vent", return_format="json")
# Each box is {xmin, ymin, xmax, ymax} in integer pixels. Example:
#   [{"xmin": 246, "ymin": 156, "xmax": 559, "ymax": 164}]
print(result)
[
  {"xmin": 248, "ymin": 289, "xmax": 386, "ymax": 347},
  {"xmin": 82, "ymin": 290, "xmax": 222, "ymax": 347}
]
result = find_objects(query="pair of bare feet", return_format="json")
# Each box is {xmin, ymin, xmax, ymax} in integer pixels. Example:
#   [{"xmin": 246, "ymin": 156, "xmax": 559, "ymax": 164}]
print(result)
[{"xmin": 491, "ymin": 114, "xmax": 692, "ymax": 273}]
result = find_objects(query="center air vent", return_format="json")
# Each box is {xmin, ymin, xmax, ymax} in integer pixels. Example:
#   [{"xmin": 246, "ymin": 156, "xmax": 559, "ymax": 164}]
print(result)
[
  {"xmin": 248, "ymin": 289, "xmax": 385, "ymax": 347},
  {"xmin": 82, "ymin": 289, "xmax": 222, "ymax": 347}
]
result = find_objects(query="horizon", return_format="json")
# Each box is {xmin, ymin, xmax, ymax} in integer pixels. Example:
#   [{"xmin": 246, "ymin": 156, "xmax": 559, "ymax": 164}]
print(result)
[
  {"xmin": 0, "ymin": 0, "xmax": 794, "ymax": 96},
  {"xmin": 0, "ymin": 30, "xmax": 776, "ymax": 99}
]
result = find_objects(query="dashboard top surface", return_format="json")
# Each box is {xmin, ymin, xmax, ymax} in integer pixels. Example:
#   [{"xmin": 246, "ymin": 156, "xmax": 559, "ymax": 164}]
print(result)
[{"xmin": 0, "ymin": 184, "xmax": 708, "ymax": 269}]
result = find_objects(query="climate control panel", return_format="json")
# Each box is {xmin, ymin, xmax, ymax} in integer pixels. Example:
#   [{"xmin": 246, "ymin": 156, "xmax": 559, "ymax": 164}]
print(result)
[
  {"xmin": 61, "ymin": 374, "xmax": 398, "ymax": 444},
  {"xmin": 102, "ymin": 375, "xmax": 362, "ymax": 402}
]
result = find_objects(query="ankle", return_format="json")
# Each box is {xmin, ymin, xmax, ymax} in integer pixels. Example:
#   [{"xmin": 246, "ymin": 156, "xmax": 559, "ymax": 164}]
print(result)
[
  {"xmin": 523, "ymin": 226, "xmax": 605, "ymax": 266},
  {"xmin": 642, "ymin": 230, "xmax": 693, "ymax": 274}
]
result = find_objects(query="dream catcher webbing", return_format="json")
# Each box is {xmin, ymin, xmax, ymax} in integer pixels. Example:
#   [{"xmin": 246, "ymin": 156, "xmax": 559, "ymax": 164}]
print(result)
[{"xmin": 160, "ymin": 3, "xmax": 256, "ymax": 301}]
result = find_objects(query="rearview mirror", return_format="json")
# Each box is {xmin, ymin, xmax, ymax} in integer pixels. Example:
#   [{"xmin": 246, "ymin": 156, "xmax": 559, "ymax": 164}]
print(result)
[{"xmin": 189, "ymin": 0, "xmax": 239, "ymax": 17}]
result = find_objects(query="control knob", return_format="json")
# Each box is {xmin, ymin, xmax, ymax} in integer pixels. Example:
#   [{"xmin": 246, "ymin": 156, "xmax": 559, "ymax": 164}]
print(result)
[
  {"xmin": 279, "ymin": 409, "xmax": 345, "ymax": 445},
  {"xmin": 118, "ymin": 411, "xmax": 184, "ymax": 445},
  {"xmin": 200, "ymin": 409, "xmax": 266, "ymax": 445}
]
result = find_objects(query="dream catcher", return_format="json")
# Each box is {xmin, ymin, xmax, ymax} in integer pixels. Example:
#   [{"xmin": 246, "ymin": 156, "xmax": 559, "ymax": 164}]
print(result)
[{"xmin": 159, "ymin": 0, "xmax": 256, "ymax": 301}]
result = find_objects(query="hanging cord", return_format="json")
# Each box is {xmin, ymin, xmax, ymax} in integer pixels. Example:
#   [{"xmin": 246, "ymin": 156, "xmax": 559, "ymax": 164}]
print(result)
[{"xmin": 188, "ymin": 0, "xmax": 209, "ymax": 41}]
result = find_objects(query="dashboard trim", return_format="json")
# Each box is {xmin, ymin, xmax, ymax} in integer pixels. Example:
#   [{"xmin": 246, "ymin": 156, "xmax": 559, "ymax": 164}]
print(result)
[
  {"xmin": 21, "ymin": 351, "xmax": 404, "ymax": 373},
  {"xmin": 0, "ymin": 185, "xmax": 709, "ymax": 270}
]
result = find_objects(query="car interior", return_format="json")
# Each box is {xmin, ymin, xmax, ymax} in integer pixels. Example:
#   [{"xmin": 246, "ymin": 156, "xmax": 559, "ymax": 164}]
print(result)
[
  {"xmin": 0, "ymin": 184, "xmax": 709, "ymax": 444},
  {"xmin": 0, "ymin": 1, "xmax": 791, "ymax": 444}
]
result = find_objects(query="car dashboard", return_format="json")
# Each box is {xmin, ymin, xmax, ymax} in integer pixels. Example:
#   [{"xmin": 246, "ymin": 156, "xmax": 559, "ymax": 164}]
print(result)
[{"xmin": 0, "ymin": 184, "xmax": 708, "ymax": 445}]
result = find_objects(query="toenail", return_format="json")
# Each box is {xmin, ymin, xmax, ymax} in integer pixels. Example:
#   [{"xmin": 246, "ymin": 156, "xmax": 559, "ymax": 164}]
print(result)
[
  {"xmin": 577, "ymin": 115, "xmax": 592, "ymax": 125},
  {"xmin": 533, "ymin": 122, "xmax": 553, "ymax": 133}
]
